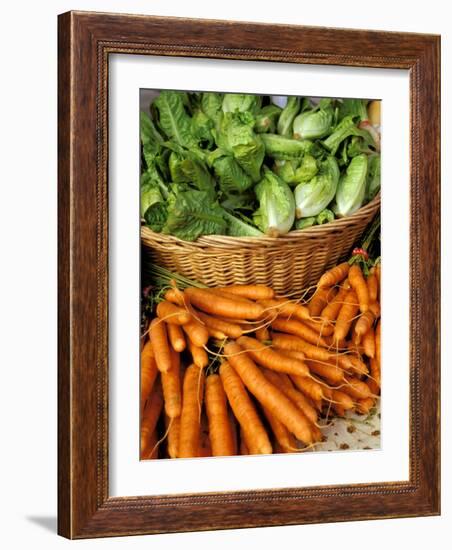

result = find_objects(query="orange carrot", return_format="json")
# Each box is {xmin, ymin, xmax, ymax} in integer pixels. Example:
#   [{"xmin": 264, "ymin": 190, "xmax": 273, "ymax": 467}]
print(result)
[
  {"xmin": 302, "ymin": 317, "xmax": 335, "ymax": 336},
  {"xmin": 185, "ymin": 287, "xmax": 264, "ymax": 320},
  {"xmin": 349, "ymin": 264, "xmax": 369, "ymax": 313},
  {"xmin": 263, "ymin": 407, "xmax": 297, "ymax": 452},
  {"xmin": 240, "ymin": 427, "xmax": 250, "ymax": 455},
  {"xmin": 140, "ymin": 387, "xmax": 163, "ymax": 458},
  {"xmin": 219, "ymin": 361, "xmax": 272, "ymax": 454},
  {"xmin": 331, "ymin": 389, "xmax": 354, "ymax": 410},
  {"xmin": 259, "ymin": 298, "xmax": 310, "ymax": 322},
  {"xmin": 182, "ymin": 318, "xmax": 209, "ymax": 348},
  {"xmin": 236, "ymin": 335, "xmax": 310, "ymax": 377},
  {"xmin": 272, "ymin": 333, "xmax": 332, "ymax": 363},
  {"xmin": 375, "ymin": 320, "xmax": 381, "ymax": 365},
  {"xmin": 165, "ymin": 414, "xmax": 181, "ymax": 459},
  {"xmin": 367, "ymin": 377, "xmax": 380, "ymax": 396},
  {"xmin": 188, "ymin": 339, "xmax": 209, "ymax": 369},
  {"xmin": 164, "ymin": 287, "xmax": 186, "ymax": 306},
  {"xmin": 367, "ymin": 272, "xmax": 378, "ymax": 303},
  {"xmin": 355, "ymin": 311, "xmax": 375, "ymax": 338},
  {"xmin": 167, "ymin": 323, "xmax": 186, "ymax": 353},
  {"xmin": 208, "ymin": 328, "xmax": 227, "ymax": 340},
  {"xmin": 305, "ymin": 359, "xmax": 344, "ymax": 385},
  {"xmin": 309, "ymin": 287, "xmax": 336, "ymax": 317},
  {"xmin": 141, "ymin": 340, "xmax": 158, "ymax": 409},
  {"xmin": 141, "ymin": 430, "xmax": 158, "ymax": 459},
  {"xmin": 219, "ymin": 284, "xmax": 275, "ymax": 300},
  {"xmin": 161, "ymin": 347, "xmax": 182, "ymax": 418},
  {"xmin": 255, "ymin": 326, "xmax": 270, "ymax": 342},
  {"xmin": 271, "ymin": 318, "xmax": 328, "ymax": 347},
  {"xmin": 369, "ymin": 301, "xmax": 381, "ymax": 319},
  {"xmin": 342, "ymin": 377, "xmax": 372, "ymax": 400},
  {"xmin": 362, "ymin": 327, "xmax": 376, "ymax": 358},
  {"xmin": 228, "ymin": 409, "xmax": 238, "ymax": 456},
  {"xmin": 263, "ymin": 369, "xmax": 318, "ymax": 426},
  {"xmin": 199, "ymin": 412, "xmax": 212, "ymax": 457},
  {"xmin": 156, "ymin": 300, "xmax": 191, "ymax": 325},
  {"xmin": 318, "ymin": 262, "xmax": 350, "ymax": 288},
  {"xmin": 290, "ymin": 374, "xmax": 325, "ymax": 403},
  {"xmin": 178, "ymin": 365, "xmax": 205, "ymax": 458},
  {"xmin": 149, "ymin": 318, "xmax": 172, "ymax": 373},
  {"xmin": 370, "ymin": 357, "xmax": 381, "ymax": 388},
  {"xmin": 320, "ymin": 281, "xmax": 351, "ymax": 322},
  {"xmin": 332, "ymin": 404, "xmax": 346, "ymax": 417},
  {"xmin": 225, "ymin": 342, "xmax": 313, "ymax": 445},
  {"xmin": 194, "ymin": 309, "xmax": 243, "ymax": 339},
  {"xmin": 205, "ymin": 374, "xmax": 236, "ymax": 457},
  {"xmin": 356, "ymin": 397, "xmax": 375, "ymax": 415},
  {"xmin": 334, "ymin": 290, "xmax": 359, "ymax": 343}
]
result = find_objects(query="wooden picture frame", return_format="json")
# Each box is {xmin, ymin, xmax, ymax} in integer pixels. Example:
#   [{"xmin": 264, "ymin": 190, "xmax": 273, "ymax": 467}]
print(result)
[{"xmin": 58, "ymin": 10, "xmax": 440, "ymax": 538}]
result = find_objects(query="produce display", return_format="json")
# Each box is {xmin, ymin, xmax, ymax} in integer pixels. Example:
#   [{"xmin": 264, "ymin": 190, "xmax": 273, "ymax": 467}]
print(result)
[
  {"xmin": 140, "ymin": 92, "xmax": 381, "ymax": 240},
  {"xmin": 140, "ymin": 255, "xmax": 381, "ymax": 459}
]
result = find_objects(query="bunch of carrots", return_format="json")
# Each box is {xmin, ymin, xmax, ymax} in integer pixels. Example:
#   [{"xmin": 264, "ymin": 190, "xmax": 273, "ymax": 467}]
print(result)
[{"xmin": 140, "ymin": 261, "xmax": 381, "ymax": 459}]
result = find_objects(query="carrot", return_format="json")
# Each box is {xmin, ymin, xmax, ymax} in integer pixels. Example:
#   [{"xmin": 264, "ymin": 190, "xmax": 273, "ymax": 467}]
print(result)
[
  {"xmin": 272, "ymin": 333, "xmax": 332, "ymax": 363},
  {"xmin": 331, "ymin": 389, "xmax": 355, "ymax": 410},
  {"xmin": 236, "ymin": 335, "xmax": 310, "ymax": 377},
  {"xmin": 205, "ymin": 374, "xmax": 236, "ymax": 457},
  {"xmin": 219, "ymin": 361, "xmax": 272, "ymax": 454},
  {"xmin": 255, "ymin": 326, "xmax": 270, "ymax": 342},
  {"xmin": 240, "ymin": 428, "xmax": 250, "ymax": 455},
  {"xmin": 141, "ymin": 340, "xmax": 158, "ymax": 409},
  {"xmin": 156, "ymin": 300, "xmax": 191, "ymax": 325},
  {"xmin": 263, "ymin": 369, "xmax": 318, "ymax": 426},
  {"xmin": 320, "ymin": 281, "xmax": 350, "ymax": 322},
  {"xmin": 199, "ymin": 412, "xmax": 212, "ymax": 457},
  {"xmin": 263, "ymin": 407, "xmax": 297, "ymax": 452},
  {"xmin": 165, "ymin": 414, "xmax": 181, "ymax": 459},
  {"xmin": 225, "ymin": 342, "xmax": 314, "ymax": 444},
  {"xmin": 367, "ymin": 377, "xmax": 380, "ymax": 396},
  {"xmin": 332, "ymin": 404, "xmax": 346, "ymax": 417},
  {"xmin": 305, "ymin": 359, "xmax": 344, "ymax": 385},
  {"xmin": 164, "ymin": 287, "xmax": 186, "ymax": 306},
  {"xmin": 167, "ymin": 323, "xmax": 186, "ymax": 353},
  {"xmin": 355, "ymin": 311, "xmax": 375, "ymax": 338},
  {"xmin": 140, "ymin": 387, "xmax": 163, "ymax": 458},
  {"xmin": 228, "ymin": 409, "xmax": 238, "ymax": 456},
  {"xmin": 318, "ymin": 262, "xmax": 350, "ymax": 288},
  {"xmin": 375, "ymin": 320, "xmax": 381, "ymax": 365},
  {"xmin": 334, "ymin": 290, "xmax": 359, "ymax": 343},
  {"xmin": 369, "ymin": 301, "xmax": 381, "ymax": 319},
  {"xmin": 347, "ymin": 355, "xmax": 369, "ymax": 376},
  {"xmin": 141, "ymin": 430, "xmax": 158, "ymax": 459},
  {"xmin": 149, "ymin": 318, "xmax": 172, "ymax": 373},
  {"xmin": 185, "ymin": 287, "xmax": 264, "ymax": 320},
  {"xmin": 302, "ymin": 317, "xmax": 335, "ymax": 336},
  {"xmin": 208, "ymin": 328, "xmax": 227, "ymax": 340},
  {"xmin": 362, "ymin": 327, "xmax": 376, "ymax": 358},
  {"xmin": 188, "ymin": 339, "xmax": 209, "ymax": 369},
  {"xmin": 349, "ymin": 264, "xmax": 369, "ymax": 313},
  {"xmin": 356, "ymin": 397, "xmax": 375, "ymax": 415},
  {"xmin": 219, "ymin": 284, "xmax": 275, "ymax": 301},
  {"xmin": 367, "ymin": 272, "xmax": 378, "ymax": 303},
  {"xmin": 182, "ymin": 318, "xmax": 209, "ymax": 348},
  {"xmin": 194, "ymin": 309, "xmax": 243, "ymax": 339},
  {"xmin": 271, "ymin": 318, "xmax": 328, "ymax": 347},
  {"xmin": 161, "ymin": 347, "xmax": 182, "ymax": 418},
  {"xmin": 259, "ymin": 298, "xmax": 310, "ymax": 322},
  {"xmin": 309, "ymin": 287, "xmax": 336, "ymax": 317},
  {"xmin": 178, "ymin": 365, "xmax": 205, "ymax": 458},
  {"xmin": 370, "ymin": 356, "xmax": 381, "ymax": 388},
  {"xmin": 342, "ymin": 377, "xmax": 372, "ymax": 400},
  {"xmin": 206, "ymin": 287, "xmax": 253, "ymax": 303}
]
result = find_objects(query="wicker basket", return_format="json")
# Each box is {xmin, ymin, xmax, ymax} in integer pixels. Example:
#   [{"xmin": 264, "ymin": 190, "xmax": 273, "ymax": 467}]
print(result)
[{"xmin": 141, "ymin": 194, "xmax": 380, "ymax": 294}]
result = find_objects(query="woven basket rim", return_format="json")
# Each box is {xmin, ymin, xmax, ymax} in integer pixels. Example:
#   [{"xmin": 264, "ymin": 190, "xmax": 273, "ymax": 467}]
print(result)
[{"xmin": 141, "ymin": 192, "xmax": 380, "ymax": 248}]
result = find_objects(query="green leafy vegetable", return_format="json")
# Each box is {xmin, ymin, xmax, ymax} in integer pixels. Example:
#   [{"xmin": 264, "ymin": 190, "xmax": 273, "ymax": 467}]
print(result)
[
  {"xmin": 153, "ymin": 91, "xmax": 198, "ymax": 149},
  {"xmin": 365, "ymin": 155, "xmax": 381, "ymax": 201},
  {"xmin": 335, "ymin": 153, "xmax": 368, "ymax": 217},
  {"xmin": 261, "ymin": 133, "xmax": 315, "ymax": 160},
  {"xmin": 316, "ymin": 208, "xmax": 335, "ymax": 225},
  {"xmin": 294, "ymin": 156, "xmax": 340, "ymax": 218},
  {"xmin": 338, "ymin": 98, "xmax": 368, "ymax": 122},
  {"xmin": 191, "ymin": 109, "xmax": 215, "ymax": 149},
  {"xmin": 277, "ymin": 96, "xmax": 301, "ymax": 137},
  {"xmin": 293, "ymin": 99, "xmax": 334, "ymax": 140},
  {"xmin": 163, "ymin": 190, "xmax": 227, "ymax": 241},
  {"xmin": 222, "ymin": 94, "xmax": 261, "ymax": 114},
  {"xmin": 254, "ymin": 105, "xmax": 282, "ymax": 134},
  {"xmin": 223, "ymin": 211, "xmax": 263, "ymax": 237},
  {"xmin": 253, "ymin": 168, "xmax": 295, "ymax": 237},
  {"xmin": 201, "ymin": 92, "xmax": 224, "ymax": 124},
  {"xmin": 274, "ymin": 155, "xmax": 318, "ymax": 185},
  {"xmin": 322, "ymin": 115, "xmax": 376, "ymax": 156},
  {"xmin": 208, "ymin": 149, "xmax": 253, "ymax": 194},
  {"xmin": 295, "ymin": 217, "xmax": 316, "ymax": 230}
]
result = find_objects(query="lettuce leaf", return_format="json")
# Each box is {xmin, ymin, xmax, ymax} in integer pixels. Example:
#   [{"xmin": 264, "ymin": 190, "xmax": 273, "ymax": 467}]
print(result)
[
  {"xmin": 222, "ymin": 94, "xmax": 262, "ymax": 115},
  {"xmin": 163, "ymin": 190, "xmax": 227, "ymax": 241},
  {"xmin": 261, "ymin": 133, "xmax": 315, "ymax": 160},
  {"xmin": 208, "ymin": 149, "xmax": 253, "ymax": 194},
  {"xmin": 153, "ymin": 91, "xmax": 198, "ymax": 149}
]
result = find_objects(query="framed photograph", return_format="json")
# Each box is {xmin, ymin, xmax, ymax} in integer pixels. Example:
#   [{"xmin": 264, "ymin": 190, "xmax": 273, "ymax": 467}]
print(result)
[{"xmin": 58, "ymin": 11, "xmax": 440, "ymax": 538}]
